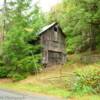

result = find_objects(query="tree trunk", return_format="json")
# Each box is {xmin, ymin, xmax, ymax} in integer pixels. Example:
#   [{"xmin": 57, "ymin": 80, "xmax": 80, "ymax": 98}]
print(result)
[
  {"xmin": 89, "ymin": 24, "xmax": 96, "ymax": 51},
  {"xmin": 3, "ymin": 0, "xmax": 7, "ymax": 40}
]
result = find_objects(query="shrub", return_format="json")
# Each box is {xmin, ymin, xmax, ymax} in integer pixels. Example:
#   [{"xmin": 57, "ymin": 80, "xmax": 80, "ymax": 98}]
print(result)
[
  {"xmin": 0, "ymin": 67, "xmax": 9, "ymax": 78},
  {"xmin": 0, "ymin": 60, "xmax": 4, "ymax": 66},
  {"xmin": 17, "ymin": 55, "xmax": 42, "ymax": 74},
  {"xmin": 6, "ymin": 55, "xmax": 42, "ymax": 81},
  {"xmin": 7, "ymin": 72, "xmax": 27, "ymax": 81},
  {"xmin": 0, "ymin": 54, "xmax": 42, "ymax": 81},
  {"xmin": 70, "ymin": 67, "xmax": 100, "ymax": 95}
]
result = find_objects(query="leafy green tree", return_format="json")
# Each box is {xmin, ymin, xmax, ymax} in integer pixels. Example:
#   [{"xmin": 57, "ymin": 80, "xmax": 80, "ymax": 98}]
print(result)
[
  {"xmin": 1, "ymin": 0, "xmax": 45, "ymax": 80},
  {"xmin": 48, "ymin": 0, "xmax": 100, "ymax": 53}
]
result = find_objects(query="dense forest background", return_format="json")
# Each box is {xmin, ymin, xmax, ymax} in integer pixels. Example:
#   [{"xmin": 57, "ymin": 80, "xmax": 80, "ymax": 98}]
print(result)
[
  {"xmin": 0, "ymin": 0, "xmax": 100, "ymax": 80},
  {"xmin": 48, "ymin": 0, "xmax": 100, "ymax": 53}
]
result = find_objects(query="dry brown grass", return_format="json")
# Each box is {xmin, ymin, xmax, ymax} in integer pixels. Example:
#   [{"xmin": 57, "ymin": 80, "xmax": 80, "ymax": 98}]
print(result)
[
  {"xmin": 0, "ymin": 61, "xmax": 100, "ymax": 99},
  {"xmin": 0, "ymin": 78, "xmax": 12, "ymax": 83}
]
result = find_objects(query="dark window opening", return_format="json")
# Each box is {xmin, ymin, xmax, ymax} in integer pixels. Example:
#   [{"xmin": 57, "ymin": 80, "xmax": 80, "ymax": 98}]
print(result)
[
  {"xmin": 53, "ymin": 26, "xmax": 58, "ymax": 41},
  {"xmin": 54, "ymin": 26, "xmax": 58, "ymax": 32}
]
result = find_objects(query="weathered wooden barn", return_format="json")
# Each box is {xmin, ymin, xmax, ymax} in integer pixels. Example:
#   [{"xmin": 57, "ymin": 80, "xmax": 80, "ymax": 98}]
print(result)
[{"xmin": 32, "ymin": 22, "xmax": 66, "ymax": 65}]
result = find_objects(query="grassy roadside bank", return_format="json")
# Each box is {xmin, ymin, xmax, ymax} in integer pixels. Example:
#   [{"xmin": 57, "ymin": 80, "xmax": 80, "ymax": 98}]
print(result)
[
  {"xmin": 0, "ymin": 62, "xmax": 100, "ymax": 100},
  {"xmin": 0, "ymin": 82, "xmax": 70, "ymax": 98},
  {"xmin": 0, "ymin": 79, "xmax": 100, "ymax": 100}
]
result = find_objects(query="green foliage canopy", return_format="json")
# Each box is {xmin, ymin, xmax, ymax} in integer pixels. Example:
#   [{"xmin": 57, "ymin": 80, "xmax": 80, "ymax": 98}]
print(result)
[
  {"xmin": 47, "ymin": 0, "xmax": 100, "ymax": 53},
  {"xmin": 0, "ymin": 0, "xmax": 45, "ymax": 80}
]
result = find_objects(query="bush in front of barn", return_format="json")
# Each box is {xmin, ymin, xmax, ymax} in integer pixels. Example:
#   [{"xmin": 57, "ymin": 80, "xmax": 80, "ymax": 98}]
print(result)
[
  {"xmin": 7, "ymin": 55, "xmax": 42, "ymax": 81},
  {"xmin": 0, "ymin": 66, "xmax": 9, "ymax": 78},
  {"xmin": 16, "ymin": 55, "xmax": 42, "ymax": 74},
  {"xmin": 69, "ymin": 67, "xmax": 100, "ymax": 95},
  {"xmin": 0, "ymin": 60, "xmax": 9, "ymax": 78},
  {"xmin": 7, "ymin": 72, "xmax": 27, "ymax": 81},
  {"xmin": 0, "ymin": 54, "xmax": 42, "ymax": 81}
]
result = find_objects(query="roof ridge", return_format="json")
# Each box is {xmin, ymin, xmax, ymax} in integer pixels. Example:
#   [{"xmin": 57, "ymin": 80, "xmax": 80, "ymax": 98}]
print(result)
[{"xmin": 38, "ymin": 22, "xmax": 57, "ymax": 35}]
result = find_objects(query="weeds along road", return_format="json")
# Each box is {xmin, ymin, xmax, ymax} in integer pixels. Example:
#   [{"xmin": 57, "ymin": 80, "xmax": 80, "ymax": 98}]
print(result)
[{"xmin": 0, "ymin": 89, "xmax": 64, "ymax": 100}]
